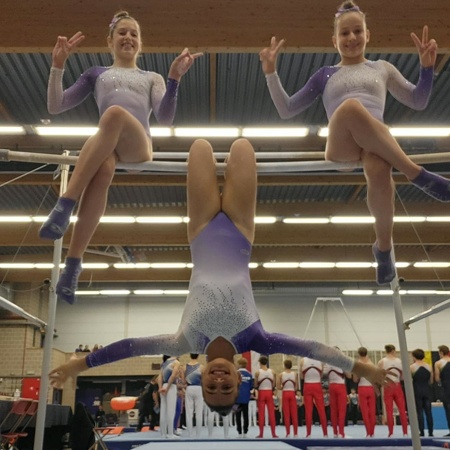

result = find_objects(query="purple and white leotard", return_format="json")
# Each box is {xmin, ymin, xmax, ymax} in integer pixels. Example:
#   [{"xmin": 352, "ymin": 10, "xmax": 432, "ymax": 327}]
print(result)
[
  {"xmin": 265, "ymin": 60, "xmax": 433, "ymax": 122},
  {"xmin": 48, "ymin": 66, "xmax": 179, "ymax": 136},
  {"xmin": 87, "ymin": 212, "xmax": 354, "ymax": 372}
]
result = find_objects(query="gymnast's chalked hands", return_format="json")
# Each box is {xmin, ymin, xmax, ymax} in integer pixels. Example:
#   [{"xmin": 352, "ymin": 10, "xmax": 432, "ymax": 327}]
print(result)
[
  {"xmin": 410, "ymin": 25, "xmax": 437, "ymax": 69},
  {"xmin": 52, "ymin": 32, "xmax": 85, "ymax": 70},
  {"xmin": 49, "ymin": 353, "xmax": 88, "ymax": 388},
  {"xmin": 168, "ymin": 48, "xmax": 204, "ymax": 81},
  {"xmin": 259, "ymin": 36, "xmax": 286, "ymax": 75}
]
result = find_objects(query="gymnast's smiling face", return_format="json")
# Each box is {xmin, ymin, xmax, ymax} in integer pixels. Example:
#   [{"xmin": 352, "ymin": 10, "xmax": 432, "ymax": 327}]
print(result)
[{"xmin": 202, "ymin": 357, "xmax": 241, "ymax": 414}]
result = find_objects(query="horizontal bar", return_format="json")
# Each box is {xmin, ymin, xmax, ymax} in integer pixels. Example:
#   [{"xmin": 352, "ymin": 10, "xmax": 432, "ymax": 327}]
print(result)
[
  {"xmin": 404, "ymin": 298, "xmax": 450, "ymax": 329},
  {"xmin": 0, "ymin": 294, "xmax": 47, "ymax": 328},
  {"xmin": 1, "ymin": 149, "xmax": 450, "ymax": 174}
]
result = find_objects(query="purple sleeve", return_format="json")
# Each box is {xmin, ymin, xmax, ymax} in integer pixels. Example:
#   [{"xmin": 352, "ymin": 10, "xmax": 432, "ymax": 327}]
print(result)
[
  {"xmin": 247, "ymin": 326, "xmax": 354, "ymax": 372},
  {"xmin": 47, "ymin": 66, "xmax": 103, "ymax": 114},
  {"xmin": 265, "ymin": 67, "xmax": 328, "ymax": 119},
  {"xmin": 85, "ymin": 333, "xmax": 188, "ymax": 368},
  {"xmin": 151, "ymin": 77, "xmax": 179, "ymax": 126},
  {"xmin": 386, "ymin": 62, "xmax": 433, "ymax": 110}
]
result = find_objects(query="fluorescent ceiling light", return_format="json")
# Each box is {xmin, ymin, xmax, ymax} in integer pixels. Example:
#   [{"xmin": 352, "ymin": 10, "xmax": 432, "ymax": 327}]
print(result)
[
  {"xmin": 427, "ymin": 216, "xmax": 450, "ymax": 222},
  {"xmin": 299, "ymin": 262, "xmax": 335, "ymax": 268},
  {"xmin": 336, "ymin": 262, "xmax": 373, "ymax": 268},
  {"xmin": 255, "ymin": 216, "xmax": 277, "ymax": 224},
  {"xmin": 394, "ymin": 262, "xmax": 411, "ymax": 268},
  {"xmin": 342, "ymin": 289, "xmax": 374, "ymax": 295},
  {"xmin": 378, "ymin": 290, "xmax": 408, "ymax": 295},
  {"xmin": 151, "ymin": 127, "xmax": 172, "ymax": 137},
  {"xmin": 81, "ymin": 263, "xmax": 110, "ymax": 269},
  {"xmin": 0, "ymin": 126, "xmax": 26, "ymax": 135},
  {"xmin": 406, "ymin": 290, "xmax": 439, "ymax": 295},
  {"xmin": 0, "ymin": 216, "xmax": 32, "ymax": 222},
  {"xmin": 393, "ymin": 216, "xmax": 426, "ymax": 223},
  {"xmin": 174, "ymin": 127, "xmax": 240, "ymax": 138},
  {"xmin": 75, "ymin": 291, "xmax": 101, "ymax": 296},
  {"xmin": 283, "ymin": 217, "xmax": 330, "ymax": 224},
  {"xmin": 100, "ymin": 216, "xmax": 136, "ymax": 223},
  {"xmin": 319, "ymin": 126, "xmax": 450, "ymax": 138},
  {"xmin": 248, "ymin": 262, "xmax": 259, "ymax": 269},
  {"xmin": 100, "ymin": 290, "xmax": 131, "ymax": 296},
  {"xmin": 413, "ymin": 262, "xmax": 450, "ymax": 268},
  {"xmin": 34, "ymin": 263, "xmax": 55, "ymax": 269},
  {"xmin": 390, "ymin": 127, "xmax": 450, "ymax": 137},
  {"xmin": 134, "ymin": 290, "xmax": 164, "ymax": 295},
  {"xmin": 0, "ymin": 263, "xmax": 34, "ymax": 269},
  {"xmin": 263, "ymin": 262, "xmax": 299, "ymax": 268},
  {"xmin": 150, "ymin": 263, "xmax": 188, "ymax": 269},
  {"xmin": 136, "ymin": 216, "xmax": 184, "ymax": 224},
  {"xmin": 35, "ymin": 126, "xmax": 99, "ymax": 136},
  {"xmin": 331, "ymin": 216, "xmax": 375, "ymax": 224},
  {"xmin": 113, "ymin": 263, "xmax": 151, "ymax": 269},
  {"xmin": 242, "ymin": 127, "xmax": 309, "ymax": 137}
]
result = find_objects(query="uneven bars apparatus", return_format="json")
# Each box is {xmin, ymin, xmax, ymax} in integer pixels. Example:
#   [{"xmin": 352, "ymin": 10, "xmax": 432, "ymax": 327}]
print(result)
[
  {"xmin": 2, "ymin": 148, "xmax": 450, "ymax": 173},
  {"xmin": 389, "ymin": 248, "xmax": 422, "ymax": 450},
  {"xmin": 3, "ymin": 148, "xmax": 449, "ymax": 449},
  {"xmin": 404, "ymin": 298, "xmax": 450, "ymax": 329},
  {"xmin": 0, "ymin": 295, "xmax": 47, "ymax": 328},
  {"xmin": 32, "ymin": 153, "xmax": 69, "ymax": 450}
]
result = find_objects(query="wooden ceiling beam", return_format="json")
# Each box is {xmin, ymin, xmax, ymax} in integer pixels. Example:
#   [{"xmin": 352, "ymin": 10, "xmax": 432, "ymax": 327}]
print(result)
[
  {"xmin": 1, "ymin": 245, "xmax": 448, "ymax": 264},
  {"xmin": 1, "ymin": 266, "xmax": 448, "ymax": 284},
  {"xmin": 1, "ymin": 221, "xmax": 448, "ymax": 247},
  {"xmin": 2, "ymin": 1, "xmax": 450, "ymax": 52}
]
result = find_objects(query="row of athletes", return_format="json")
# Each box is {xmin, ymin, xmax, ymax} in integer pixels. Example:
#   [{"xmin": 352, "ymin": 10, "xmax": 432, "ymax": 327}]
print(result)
[{"xmin": 155, "ymin": 344, "xmax": 450, "ymax": 439}]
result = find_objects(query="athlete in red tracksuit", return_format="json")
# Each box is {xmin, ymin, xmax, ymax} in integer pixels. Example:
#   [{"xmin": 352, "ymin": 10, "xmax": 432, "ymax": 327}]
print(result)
[
  {"xmin": 279, "ymin": 359, "xmax": 298, "ymax": 437},
  {"xmin": 324, "ymin": 361, "xmax": 350, "ymax": 438},
  {"xmin": 301, "ymin": 357, "xmax": 328, "ymax": 437},
  {"xmin": 378, "ymin": 345, "xmax": 409, "ymax": 436},
  {"xmin": 255, "ymin": 355, "xmax": 278, "ymax": 438}
]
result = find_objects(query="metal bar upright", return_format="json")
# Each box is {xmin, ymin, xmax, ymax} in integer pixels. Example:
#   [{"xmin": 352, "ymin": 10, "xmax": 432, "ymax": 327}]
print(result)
[{"xmin": 33, "ymin": 154, "xmax": 70, "ymax": 450}]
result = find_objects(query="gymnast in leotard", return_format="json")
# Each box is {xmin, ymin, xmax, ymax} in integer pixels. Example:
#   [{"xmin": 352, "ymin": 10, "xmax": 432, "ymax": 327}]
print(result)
[
  {"xmin": 49, "ymin": 138, "xmax": 388, "ymax": 415},
  {"xmin": 259, "ymin": 1, "xmax": 450, "ymax": 285},
  {"xmin": 39, "ymin": 11, "xmax": 202, "ymax": 304}
]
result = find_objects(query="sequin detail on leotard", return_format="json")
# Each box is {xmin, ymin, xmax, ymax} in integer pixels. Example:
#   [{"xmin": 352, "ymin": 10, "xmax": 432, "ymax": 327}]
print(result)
[
  {"xmin": 86, "ymin": 213, "xmax": 355, "ymax": 373},
  {"xmin": 47, "ymin": 66, "xmax": 178, "ymax": 136},
  {"xmin": 266, "ymin": 60, "xmax": 433, "ymax": 122}
]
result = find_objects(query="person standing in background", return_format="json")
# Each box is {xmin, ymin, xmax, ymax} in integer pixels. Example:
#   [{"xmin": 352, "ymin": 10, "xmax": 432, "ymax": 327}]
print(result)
[
  {"xmin": 354, "ymin": 347, "xmax": 377, "ymax": 437},
  {"xmin": 183, "ymin": 353, "xmax": 204, "ymax": 438},
  {"xmin": 278, "ymin": 359, "xmax": 298, "ymax": 438},
  {"xmin": 435, "ymin": 345, "xmax": 450, "ymax": 437},
  {"xmin": 348, "ymin": 388, "xmax": 359, "ymax": 426},
  {"xmin": 410, "ymin": 348, "xmax": 433, "ymax": 437},
  {"xmin": 158, "ymin": 355, "xmax": 181, "ymax": 439},
  {"xmin": 378, "ymin": 345, "xmax": 408, "ymax": 437},
  {"xmin": 324, "ymin": 353, "xmax": 351, "ymax": 438},
  {"xmin": 300, "ymin": 357, "xmax": 328, "ymax": 438},
  {"xmin": 235, "ymin": 357, "xmax": 253, "ymax": 438},
  {"xmin": 255, "ymin": 355, "xmax": 278, "ymax": 438}
]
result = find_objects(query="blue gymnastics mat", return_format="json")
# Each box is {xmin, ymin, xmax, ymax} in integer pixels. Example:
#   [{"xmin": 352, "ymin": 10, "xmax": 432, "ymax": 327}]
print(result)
[{"xmin": 134, "ymin": 442, "xmax": 296, "ymax": 450}]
